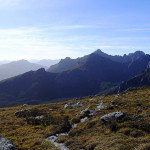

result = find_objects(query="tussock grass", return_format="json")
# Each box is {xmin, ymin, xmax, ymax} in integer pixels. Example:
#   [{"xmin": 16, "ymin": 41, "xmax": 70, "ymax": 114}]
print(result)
[{"xmin": 0, "ymin": 87, "xmax": 150, "ymax": 149}]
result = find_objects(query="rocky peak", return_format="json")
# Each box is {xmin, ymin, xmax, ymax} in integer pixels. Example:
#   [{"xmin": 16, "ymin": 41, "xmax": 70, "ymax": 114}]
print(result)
[
  {"xmin": 93, "ymin": 49, "xmax": 107, "ymax": 56},
  {"xmin": 127, "ymin": 51, "xmax": 145, "ymax": 62},
  {"xmin": 128, "ymin": 51, "xmax": 145, "ymax": 57}
]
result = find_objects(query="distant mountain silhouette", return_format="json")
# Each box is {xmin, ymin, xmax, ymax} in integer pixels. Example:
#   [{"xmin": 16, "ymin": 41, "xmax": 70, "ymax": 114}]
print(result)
[
  {"xmin": 0, "ymin": 60, "xmax": 46, "ymax": 81},
  {"xmin": 29, "ymin": 59, "xmax": 60, "ymax": 67},
  {"xmin": 48, "ymin": 50, "xmax": 147, "ymax": 73},
  {"xmin": 0, "ymin": 50, "xmax": 150, "ymax": 107}
]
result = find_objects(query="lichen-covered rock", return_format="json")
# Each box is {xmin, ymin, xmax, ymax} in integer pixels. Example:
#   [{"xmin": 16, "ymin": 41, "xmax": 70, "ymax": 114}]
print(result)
[
  {"xmin": 64, "ymin": 102, "xmax": 83, "ymax": 109},
  {"xmin": 95, "ymin": 102, "xmax": 107, "ymax": 111},
  {"xmin": 100, "ymin": 111, "xmax": 125, "ymax": 123},
  {"xmin": 0, "ymin": 135, "xmax": 14, "ymax": 150},
  {"xmin": 46, "ymin": 133, "xmax": 69, "ymax": 150}
]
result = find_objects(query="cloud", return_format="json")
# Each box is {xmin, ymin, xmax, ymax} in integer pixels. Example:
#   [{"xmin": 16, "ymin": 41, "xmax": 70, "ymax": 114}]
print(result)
[
  {"xmin": 0, "ymin": 26, "xmax": 90, "ymax": 60},
  {"xmin": 0, "ymin": 25, "xmax": 150, "ymax": 60}
]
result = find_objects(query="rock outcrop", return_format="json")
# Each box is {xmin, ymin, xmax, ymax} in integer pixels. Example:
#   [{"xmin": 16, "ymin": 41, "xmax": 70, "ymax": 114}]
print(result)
[
  {"xmin": 100, "ymin": 111, "xmax": 125, "ymax": 123},
  {"xmin": 64, "ymin": 102, "xmax": 83, "ymax": 109},
  {"xmin": 0, "ymin": 135, "xmax": 14, "ymax": 150}
]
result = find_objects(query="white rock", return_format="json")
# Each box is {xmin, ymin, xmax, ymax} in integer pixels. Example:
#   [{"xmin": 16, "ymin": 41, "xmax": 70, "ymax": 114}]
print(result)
[
  {"xmin": 35, "ymin": 115, "xmax": 44, "ymax": 119},
  {"xmin": 64, "ymin": 102, "xmax": 83, "ymax": 109}
]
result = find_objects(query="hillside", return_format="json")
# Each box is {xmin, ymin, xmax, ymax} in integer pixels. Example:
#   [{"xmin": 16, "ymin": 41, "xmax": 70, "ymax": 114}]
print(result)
[
  {"xmin": 1, "ymin": 87, "xmax": 150, "ymax": 149},
  {"xmin": 0, "ymin": 60, "xmax": 46, "ymax": 81},
  {"xmin": 118, "ymin": 68, "xmax": 150, "ymax": 93}
]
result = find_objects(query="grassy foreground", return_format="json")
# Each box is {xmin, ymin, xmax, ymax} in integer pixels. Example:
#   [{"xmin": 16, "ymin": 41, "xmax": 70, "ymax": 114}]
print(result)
[{"xmin": 0, "ymin": 87, "xmax": 150, "ymax": 150}]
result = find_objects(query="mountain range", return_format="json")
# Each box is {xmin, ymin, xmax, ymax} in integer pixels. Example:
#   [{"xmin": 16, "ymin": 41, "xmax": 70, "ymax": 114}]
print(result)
[
  {"xmin": 47, "ymin": 50, "xmax": 147, "ymax": 73},
  {"xmin": 0, "ymin": 50, "xmax": 150, "ymax": 107},
  {"xmin": 0, "ymin": 59, "xmax": 60, "ymax": 81}
]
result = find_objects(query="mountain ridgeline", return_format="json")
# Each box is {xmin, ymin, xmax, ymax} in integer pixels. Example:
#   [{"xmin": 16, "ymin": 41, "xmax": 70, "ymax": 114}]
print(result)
[
  {"xmin": 0, "ymin": 50, "xmax": 150, "ymax": 107},
  {"xmin": 47, "ymin": 50, "xmax": 146, "ymax": 73}
]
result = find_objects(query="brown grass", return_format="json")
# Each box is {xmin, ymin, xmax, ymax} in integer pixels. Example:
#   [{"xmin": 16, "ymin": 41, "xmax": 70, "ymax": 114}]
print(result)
[{"xmin": 0, "ymin": 87, "xmax": 150, "ymax": 149}]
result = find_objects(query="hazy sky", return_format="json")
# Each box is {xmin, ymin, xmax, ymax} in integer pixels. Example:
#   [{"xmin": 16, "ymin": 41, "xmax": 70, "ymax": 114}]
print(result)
[{"xmin": 0, "ymin": 0, "xmax": 150, "ymax": 60}]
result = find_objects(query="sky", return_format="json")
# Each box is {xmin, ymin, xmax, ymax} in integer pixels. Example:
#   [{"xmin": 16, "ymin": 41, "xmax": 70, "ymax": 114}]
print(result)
[{"xmin": 0, "ymin": 0, "xmax": 150, "ymax": 60}]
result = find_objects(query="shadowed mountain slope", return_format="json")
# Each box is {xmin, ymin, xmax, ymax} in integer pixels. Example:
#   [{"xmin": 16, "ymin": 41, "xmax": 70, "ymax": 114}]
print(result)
[{"xmin": 118, "ymin": 68, "xmax": 150, "ymax": 93}]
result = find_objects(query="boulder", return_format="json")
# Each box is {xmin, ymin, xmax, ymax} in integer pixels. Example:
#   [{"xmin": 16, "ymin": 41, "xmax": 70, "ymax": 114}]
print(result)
[
  {"xmin": 0, "ymin": 135, "xmax": 14, "ymax": 150},
  {"xmin": 100, "ymin": 111, "xmax": 125, "ymax": 123}
]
